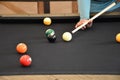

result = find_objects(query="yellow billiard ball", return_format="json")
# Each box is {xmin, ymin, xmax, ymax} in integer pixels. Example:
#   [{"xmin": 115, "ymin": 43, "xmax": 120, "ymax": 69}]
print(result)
[
  {"xmin": 43, "ymin": 17, "xmax": 52, "ymax": 26},
  {"xmin": 116, "ymin": 33, "xmax": 120, "ymax": 43}
]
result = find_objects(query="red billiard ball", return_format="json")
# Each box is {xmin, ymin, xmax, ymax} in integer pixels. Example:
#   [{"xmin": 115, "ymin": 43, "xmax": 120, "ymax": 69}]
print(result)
[
  {"xmin": 20, "ymin": 55, "xmax": 32, "ymax": 67},
  {"xmin": 16, "ymin": 43, "xmax": 27, "ymax": 54}
]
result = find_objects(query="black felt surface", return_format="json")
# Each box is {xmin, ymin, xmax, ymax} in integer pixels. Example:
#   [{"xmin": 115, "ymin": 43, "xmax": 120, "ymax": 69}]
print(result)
[{"xmin": 0, "ymin": 17, "xmax": 120, "ymax": 75}]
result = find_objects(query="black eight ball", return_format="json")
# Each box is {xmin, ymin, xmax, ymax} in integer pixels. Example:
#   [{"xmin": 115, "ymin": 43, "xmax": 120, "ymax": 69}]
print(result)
[{"xmin": 47, "ymin": 34, "xmax": 56, "ymax": 43}]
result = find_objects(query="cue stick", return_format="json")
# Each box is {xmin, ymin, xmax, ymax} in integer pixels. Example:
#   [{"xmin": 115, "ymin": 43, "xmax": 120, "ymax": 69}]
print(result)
[{"xmin": 72, "ymin": 2, "xmax": 117, "ymax": 34}]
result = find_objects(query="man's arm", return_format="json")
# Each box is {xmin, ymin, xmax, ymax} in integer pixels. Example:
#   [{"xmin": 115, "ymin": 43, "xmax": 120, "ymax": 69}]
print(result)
[{"xmin": 77, "ymin": 0, "xmax": 91, "ymax": 20}]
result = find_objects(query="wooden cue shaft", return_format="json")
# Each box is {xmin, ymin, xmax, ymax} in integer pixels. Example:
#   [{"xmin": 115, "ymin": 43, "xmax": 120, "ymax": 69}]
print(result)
[{"xmin": 72, "ymin": 2, "xmax": 116, "ymax": 34}]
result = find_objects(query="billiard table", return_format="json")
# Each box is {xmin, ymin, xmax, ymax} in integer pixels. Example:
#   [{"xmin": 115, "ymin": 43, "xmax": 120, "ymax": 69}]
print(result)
[{"xmin": 0, "ymin": 14, "xmax": 120, "ymax": 75}]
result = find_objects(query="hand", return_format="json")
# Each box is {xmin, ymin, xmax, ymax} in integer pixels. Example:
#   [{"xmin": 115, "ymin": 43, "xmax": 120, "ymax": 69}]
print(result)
[
  {"xmin": 75, "ymin": 19, "xmax": 93, "ymax": 30},
  {"xmin": 117, "ymin": 0, "xmax": 120, "ymax": 2}
]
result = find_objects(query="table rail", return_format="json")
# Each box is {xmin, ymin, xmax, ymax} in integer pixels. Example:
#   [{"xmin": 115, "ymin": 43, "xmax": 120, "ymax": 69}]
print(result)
[{"xmin": 0, "ymin": 0, "xmax": 76, "ymax": 1}]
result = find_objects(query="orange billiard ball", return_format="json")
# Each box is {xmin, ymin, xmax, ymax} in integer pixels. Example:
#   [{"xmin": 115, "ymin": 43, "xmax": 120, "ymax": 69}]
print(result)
[
  {"xmin": 20, "ymin": 55, "xmax": 32, "ymax": 67},
  {"xmin": 16, "ymin": 43, "xmax": 27, "ymax": 54},
  {"xmin": 116, "ymin": 33, "xmax": 120, "ymax": 43},
  {"xmin": 43, "ymin": 17, "xmax": 52, "ymax": 26}
]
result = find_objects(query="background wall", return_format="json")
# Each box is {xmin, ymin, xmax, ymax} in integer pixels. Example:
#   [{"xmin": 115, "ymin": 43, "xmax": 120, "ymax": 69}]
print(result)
[
  {"xmin": 0, "ymin": 2, "xmax": 38, "ymax": 14},
  {"xmin": 0, "ymin": 1, "xmax": 78, "ymax": 15},
  {"xmin": 50, "ymin": 1, "xmax": 72, "ymax": 14}
]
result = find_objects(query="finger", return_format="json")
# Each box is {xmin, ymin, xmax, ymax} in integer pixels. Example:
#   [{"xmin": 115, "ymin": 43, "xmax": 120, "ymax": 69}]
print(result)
[
  {"xmin": 81, "ymin": 26, "xmax": 86, "ymax": 30},
  {"xmin": 75, "ymin": 22, "xmax": 80, "ymax": 28},
  {"xmin": 89, "ymin": 20, "xmax": 93, "ymax": 23},
  {"xmin": 87, "ymin": 22, "xmax": 93, "ymax": 27},
  {"xmin": 75, "ymin": 21, "xmax": 83, "ymax": 28},
  {"xmin": 87, "ymin": 20, "xmax": 93, "ymax": 27}
]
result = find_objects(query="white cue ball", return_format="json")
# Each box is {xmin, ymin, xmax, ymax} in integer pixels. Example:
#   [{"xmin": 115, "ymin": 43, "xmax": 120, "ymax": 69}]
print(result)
[
  {"xmin": 43, "ymin": 17, "xmax": 52, "ymax": 26},
  {"xmin": 62, "ymin": 32, "xmax": 72, "ymax": 42}
]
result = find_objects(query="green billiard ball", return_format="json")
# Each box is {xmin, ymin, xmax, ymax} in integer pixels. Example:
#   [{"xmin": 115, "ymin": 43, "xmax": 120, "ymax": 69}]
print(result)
[{"xmin": 45, "ymin": 29, "xmax": 55, "ymax": 37}]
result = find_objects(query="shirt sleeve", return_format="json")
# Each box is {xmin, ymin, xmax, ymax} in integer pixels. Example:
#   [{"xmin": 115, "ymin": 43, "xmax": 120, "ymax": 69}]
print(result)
[{"xmin": 77, "ymin": 0, "xmax": 91, "ymax": 20}]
